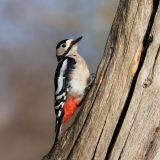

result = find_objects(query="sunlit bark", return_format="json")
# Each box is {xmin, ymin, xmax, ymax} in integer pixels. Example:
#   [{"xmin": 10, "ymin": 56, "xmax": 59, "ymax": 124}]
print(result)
[{"xmin": 42, "ymin": 0, "xmax": 160, "ymax": 159}]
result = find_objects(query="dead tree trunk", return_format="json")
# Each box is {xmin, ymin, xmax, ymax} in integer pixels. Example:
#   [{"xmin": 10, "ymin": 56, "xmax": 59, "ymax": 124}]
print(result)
[{"xmin": 42, "ymin": 0, "xmax": 160, "ymax": 159}]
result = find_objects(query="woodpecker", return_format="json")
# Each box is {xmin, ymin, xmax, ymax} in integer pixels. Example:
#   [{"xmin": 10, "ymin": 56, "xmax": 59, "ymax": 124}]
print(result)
[{"xmin": 51, "ymin": 36, "xmax": 95, "ymax": 150}]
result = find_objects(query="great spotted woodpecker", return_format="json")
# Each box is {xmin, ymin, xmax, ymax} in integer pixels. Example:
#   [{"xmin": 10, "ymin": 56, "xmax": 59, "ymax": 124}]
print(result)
[{"xmin": 52, "ymin": 36, "xmax": 95, "ymax": 150}]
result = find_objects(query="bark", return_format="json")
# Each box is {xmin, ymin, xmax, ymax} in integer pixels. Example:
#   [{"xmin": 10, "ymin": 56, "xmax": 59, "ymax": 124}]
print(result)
[{"xmin": 42, "ymin": 0, "xmax": 160, "ymax": 159}]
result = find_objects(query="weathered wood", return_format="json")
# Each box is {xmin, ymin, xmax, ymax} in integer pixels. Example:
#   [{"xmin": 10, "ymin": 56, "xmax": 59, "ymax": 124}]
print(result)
[
  {"xmin": 42, "ymin": 0, "xmax": 160, "ymax": 159},
  {"xmin": 109, "ymin": 2, "xmax": 160, "ymax": 159}
]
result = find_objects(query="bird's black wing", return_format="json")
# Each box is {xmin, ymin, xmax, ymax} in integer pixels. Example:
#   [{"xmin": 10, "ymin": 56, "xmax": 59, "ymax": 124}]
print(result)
[{"xmin": 53, "ymin": 57, "xmax": 76, "ymax": 146}]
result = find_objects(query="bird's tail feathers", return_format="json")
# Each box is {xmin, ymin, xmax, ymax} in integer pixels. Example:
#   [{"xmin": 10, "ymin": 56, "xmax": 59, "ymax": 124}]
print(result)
[{"xmin": 49, "ymin": 110, "xmax": 64, "ymax": 153}]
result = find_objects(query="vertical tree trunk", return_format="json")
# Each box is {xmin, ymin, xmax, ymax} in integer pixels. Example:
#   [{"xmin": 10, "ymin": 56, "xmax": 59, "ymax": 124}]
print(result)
[{"xmin": 42, "ymin": 0, "xmax": 160, "ymax": 159}]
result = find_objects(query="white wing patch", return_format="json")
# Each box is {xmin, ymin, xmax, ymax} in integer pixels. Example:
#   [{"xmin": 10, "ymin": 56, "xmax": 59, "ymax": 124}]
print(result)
[
  {"xmin": 56, "ymin": 92, "xmax": 66, "ymax": 100},
  {"xmin": 55, "ymin": 102, "xmax": 65, "ymax": 109},
  {"xmin": 55, "ymin": 59, "xmax": 68, "ymax": 94},
  {"xmin": 57, "ymin": 110, "xmax": 62, "ymax": 117}
]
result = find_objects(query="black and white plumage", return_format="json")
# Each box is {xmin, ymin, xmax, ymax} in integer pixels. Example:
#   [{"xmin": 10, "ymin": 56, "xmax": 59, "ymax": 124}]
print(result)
[
  {"xmin": 50, "ymin": 37, "xmax": 95, "ymax": 152},
  {"xmin": 54, "ymin": 57, "xmax": 76, "ymax": 142},
  {"xmin": 54, "ymin": 57, "xmax": 76, "ymax": 110}
]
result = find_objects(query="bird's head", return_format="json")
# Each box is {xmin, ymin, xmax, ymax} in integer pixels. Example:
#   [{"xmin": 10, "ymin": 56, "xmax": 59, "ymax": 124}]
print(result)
[{"xmin": 56, "ymin": 36, "xmax": 82, "ymax": 61}]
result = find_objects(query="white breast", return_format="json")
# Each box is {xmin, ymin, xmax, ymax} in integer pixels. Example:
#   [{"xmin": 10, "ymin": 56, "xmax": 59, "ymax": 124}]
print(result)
[{"xmin": 68, "ymin": 55, "xmax": 90, "ymax": 98}]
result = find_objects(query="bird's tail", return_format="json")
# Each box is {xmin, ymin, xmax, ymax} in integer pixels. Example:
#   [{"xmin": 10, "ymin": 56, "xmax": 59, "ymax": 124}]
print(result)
[{"xmin": 49, "ymin": 110, "xmax": 64, "ymax": 153}]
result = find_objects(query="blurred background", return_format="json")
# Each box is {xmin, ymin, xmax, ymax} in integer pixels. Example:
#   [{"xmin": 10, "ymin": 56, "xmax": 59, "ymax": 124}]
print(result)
[{"xmin": 0, "ymin": 0, "xmax": 119, "ymax": 159}]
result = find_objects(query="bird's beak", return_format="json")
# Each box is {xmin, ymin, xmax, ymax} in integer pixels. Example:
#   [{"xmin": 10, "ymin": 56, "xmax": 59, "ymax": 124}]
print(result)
[{"xmin": 72, "ymin": 36, "xmax": 83, "ymax": 45}]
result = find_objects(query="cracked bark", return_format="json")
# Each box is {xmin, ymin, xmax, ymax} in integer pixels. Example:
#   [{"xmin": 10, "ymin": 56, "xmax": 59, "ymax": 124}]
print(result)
[{"xmin": 42, "ymin": 0, "xmax": 160, "ymax": 159}]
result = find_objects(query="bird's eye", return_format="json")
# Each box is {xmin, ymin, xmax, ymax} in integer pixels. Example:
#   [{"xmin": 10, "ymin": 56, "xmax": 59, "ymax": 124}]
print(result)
[{"xmin": 62, "ymin": 44, "xmax": 66, "ymax": 48}]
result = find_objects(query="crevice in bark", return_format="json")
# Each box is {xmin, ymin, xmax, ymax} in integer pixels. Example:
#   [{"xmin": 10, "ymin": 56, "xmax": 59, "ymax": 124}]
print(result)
[
  {"xmin": 143, "ymin": 0, "xmax": 159, "ymax": 46},
  {"xmin": 105, "ymin": 0, "xmax": 159, "ymax": 159},
  {"xmin": 145, "ymin": 122, "xmax": 160, "ymax": 159},
  {"xmin": 66, "ymin": 82, "xmax": 103, "ymax": 159},
  {"xmin": 143, "ymin": 45, "xmax": 160, "ymax": 88},
  {"xmin": 91, "ymin": 125, "xmax": 104, "ymax": 160},
  {"xmin": 145, "ymin": 141, "xmax": 154, "ymax": 158},
  {"xmin": 151, "ymin": 45, "xmax": 160, "ymax": 75},
  {"xmin": 91, "ymin": 113, "xmax": 109, "ymax": 160}
]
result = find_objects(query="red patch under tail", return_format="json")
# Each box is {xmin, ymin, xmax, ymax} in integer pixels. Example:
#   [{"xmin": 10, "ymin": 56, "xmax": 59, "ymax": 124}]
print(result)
[{"xmin": 63, "ymin": 97, "xmax": 81, "ymax": 123}]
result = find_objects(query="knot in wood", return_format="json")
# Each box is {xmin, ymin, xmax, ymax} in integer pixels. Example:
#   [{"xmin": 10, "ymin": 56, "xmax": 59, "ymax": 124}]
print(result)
[{"xmin": 142, "ymin": 78, "xmax": 152, "ymax": 88}]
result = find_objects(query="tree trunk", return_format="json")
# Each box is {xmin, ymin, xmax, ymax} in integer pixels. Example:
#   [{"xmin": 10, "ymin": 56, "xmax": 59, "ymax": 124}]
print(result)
[{"xmin": 42, "ymin": 0, "xmax": 160, "ymax": 159}]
